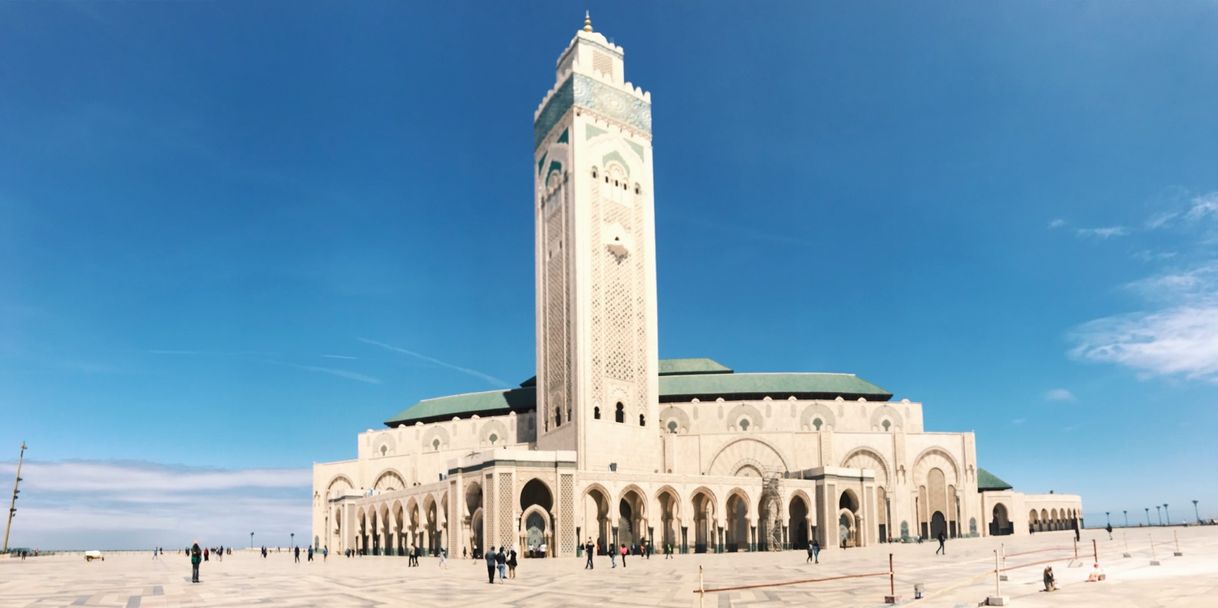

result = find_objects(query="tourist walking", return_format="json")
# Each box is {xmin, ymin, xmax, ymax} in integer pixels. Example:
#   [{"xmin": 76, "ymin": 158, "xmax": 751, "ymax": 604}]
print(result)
[
  {"xmin": 190, "ymin": 543, "xmax": 202, "ymax": 583},
  {"xmin": 294, "ymin": 545, "xmax": 301, "ymax": 563},
  {"xmin": 495, "ymin": 547, "xmax": 507, "ymax": 581},
  {"xmin": 307, "ymin": 545, "xmax": 314, "ymax": 562},
  {"xmin": 584, "ymin": 538, "xmax": 595, "ymax": 569},
  {"xmin": 323, "ymin": 546, "xmax": 328, "ymax": 561},
  {"xmin": 609, "ymin": 544, "xmax": 617, "ymax": 568},
  {"xmin": 619, "ymin": 544, "xmax": 628, "ymax": 567},
  {"xmin": 484, "ymin": 547, "xmax": 497, "ymax": 584},
  {"xmin": 935, "ymin": 531, "xmax": 946, "ymax": 555},
  {"xmin": 507, "ymin": 547, "xmax": 517, "ymax": 578},
  {"xmin": 1106, "ymin": 524, "xmax": 1113, "ymax": 540},
  {"xmin": 439, "ymin": 547, "xmax": 448, "ymax": 569}
]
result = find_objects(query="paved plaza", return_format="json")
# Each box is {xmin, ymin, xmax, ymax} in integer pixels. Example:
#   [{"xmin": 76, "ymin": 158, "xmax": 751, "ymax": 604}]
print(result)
[{"xmin": 2, "ymin": 526, "xmax": 1215, "ymax": 608}]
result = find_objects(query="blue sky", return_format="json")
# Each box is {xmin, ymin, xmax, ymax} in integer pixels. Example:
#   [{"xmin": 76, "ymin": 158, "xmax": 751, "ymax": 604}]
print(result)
[{"xmin": 2, "ymin": 1, "xmax": 1217, "ymax": 548}]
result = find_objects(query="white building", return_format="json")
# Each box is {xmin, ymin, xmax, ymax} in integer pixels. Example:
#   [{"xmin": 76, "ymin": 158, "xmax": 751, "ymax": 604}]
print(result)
[{"xmin": 312, "ymin": 15, "xmax": 1082, "ymax": 558}]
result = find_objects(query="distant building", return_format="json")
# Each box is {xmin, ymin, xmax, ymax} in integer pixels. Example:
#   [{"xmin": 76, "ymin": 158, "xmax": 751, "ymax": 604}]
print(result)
[{"xmin": 312, "ymin": 16, "xmax": 1081, "ymax": 556}]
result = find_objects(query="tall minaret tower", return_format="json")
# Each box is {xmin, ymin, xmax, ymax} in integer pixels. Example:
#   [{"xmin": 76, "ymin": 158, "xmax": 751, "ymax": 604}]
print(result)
[{"xmin": 533, "ymin": 14, "xmax": 660, "ymax": 472}]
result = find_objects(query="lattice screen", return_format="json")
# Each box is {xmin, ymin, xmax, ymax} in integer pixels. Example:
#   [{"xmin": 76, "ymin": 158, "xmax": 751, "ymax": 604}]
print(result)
[
  {"xmin": 559, "ymin": 474, "xmax": 576, "ymax": 556},
  {"xmin": 497, "ymin": 472, "xmax": 514, "ymax": 548}
]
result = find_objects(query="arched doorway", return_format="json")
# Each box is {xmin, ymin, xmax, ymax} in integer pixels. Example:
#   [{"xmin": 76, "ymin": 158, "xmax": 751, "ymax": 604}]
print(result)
[
  {"xmin": 583, "ymin": 486, "xmax": 611, "ymax": 554},
  {"xmin": 726, "ymin": 492, "xmax": 750, "ymax": 551},
  {"xmin": 839, "ymin": 490, "xmax": 861, "ymax": 548},
  {"xmin": 930, "ymin": 511, "xmax": 947, "ymax": 539},
  {"xmin": 656, "ymin": 488, "xmax": 680, "ymax": 552},
  {"xmin": 990, "ymin": 503, "xmax": 1012, "ymax": 536},
  {"xmin": 618, "ymin": 487, "xmax": 647, "ymax": 550},
  {"xmin": 519, "ymin": 478, "xmax": 554, "ymax": 557},
  {"xmin": 788, "ymin": 495, "xmax": 810, "ymax": 550},
  {"xmin": 465, "ymin": 481, "xmax": 483, "ymax": 557},
  {"xmin": 691, "ymin": 489, "xmax": 716, "ymax": 553}
]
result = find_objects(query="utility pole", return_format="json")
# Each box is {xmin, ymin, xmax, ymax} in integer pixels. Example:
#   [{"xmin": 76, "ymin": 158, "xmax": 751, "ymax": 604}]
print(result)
[
  {"xmin": 3, "ymin": 442, "xmax": 28, "ymax": 553},
  {"xmin": 1194, "ymin": 500, "xmax": 1200, "ymax": 524}
]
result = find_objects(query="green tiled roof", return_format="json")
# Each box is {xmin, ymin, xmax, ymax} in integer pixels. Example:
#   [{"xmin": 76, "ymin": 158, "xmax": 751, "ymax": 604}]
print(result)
[
  {"xmin": 385, "ymin": 357, "xmax": 893, "ymax": 426},
  {"xmin": 658, "ymin": 372, "xmax": 891, "ymax": 402},
  {"xmin": 658, "ymin": 358, "xmax": 732, "ymax": 375},
  {"xmin": 977, "ymin": 468, "xmax": 1014, "ymax": 491},
  {"xmin": 385, "ymin": 387, "xmax": 535, "ymax": 426}
]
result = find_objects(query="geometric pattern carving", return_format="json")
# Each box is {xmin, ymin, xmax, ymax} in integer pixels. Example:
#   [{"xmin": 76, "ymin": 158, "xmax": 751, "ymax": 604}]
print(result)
[
  {"xmin": 841, "ymin": 449, "xmax": 889, "ymax": 488},
  {"xmin": 707, "ymin": 438, "xmax": 790, "ymax": 476},
  {"xmin": 534, "ymin": 74, "xmax": 651, "ymax": 150},
  {"xmin": 559, "ymin": 473, "xmax": 575, "ymax": 556},
  {"xmin": 497, "ymin": 472, "xmax": 514, "ymax": 549}
]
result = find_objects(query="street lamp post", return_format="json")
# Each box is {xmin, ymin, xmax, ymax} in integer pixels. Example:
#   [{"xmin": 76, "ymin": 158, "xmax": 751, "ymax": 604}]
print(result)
[
  {"xmin": 250, "ymin": 532, "xmax": 254, "ymax": 550},
  {"xmin": 1145, "ymin": 508, "xmax": 1150, "ymax": 526},
  {"xmin": 1105, "ymin": 512, "xmax": 1111, "ymax": 527},
  {"xmin": 1155, "ymin": 506, "xmax": 1162, "ymax": 526},
  {"xmin": 1164, "ymin": 504, "xmax": 1170, "ymax": 525},
  {"xmin": 1123, "ymin": 510, "xmax": 1128, "ymax": 528},
  {"xmin": 291, "ymin": 532, "xmax": 295, "ymax": 549},
  {"xmin": 1194, "ymin": 500, "xmax": 1201, "ymax": 524}
]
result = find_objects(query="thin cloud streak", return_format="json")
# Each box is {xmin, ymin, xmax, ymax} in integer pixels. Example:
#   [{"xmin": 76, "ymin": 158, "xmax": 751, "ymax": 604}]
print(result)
[
  {"xmin": 263, "ymin": 359, "xmax": 381, "ymax": 384},
  {"xmin": 1074, "ymin": 226, "xmax": 1128, "ymax": 239},
  {"xmin": 320, "ymin": 354, "xmax": 358, "ymax": 360},
  {"xmin": 358, "ymin": 337, "xmax": 506, "ymax": 387}
]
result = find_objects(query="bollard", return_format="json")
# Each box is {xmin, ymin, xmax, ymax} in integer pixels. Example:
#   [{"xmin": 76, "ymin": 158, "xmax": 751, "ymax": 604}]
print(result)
[
  {"xmin": 884, "ymin": 553, "xmax": 901, "ymax": 604},
  {"xmin": 1122, "ymin": 532, "xmax": 1131, "ymax": 558},
  {"xmin": 1149, "ymin": 535, "xmax": 1160, "ymax": 566},
  {"xmin": 985, "ymin": 549, "xmax": 1010, "ymax": 605},
  {"xmin": 1173, "ymin": 530, "xmax": 1183, "ymax": 557},
  {"xmin": 999, "ymin": 543, "xmax": 1008, "ymax": 581},
  {"xmin": 1069, "ymin": 537, "xmax": 1083, "ymax": 567}
]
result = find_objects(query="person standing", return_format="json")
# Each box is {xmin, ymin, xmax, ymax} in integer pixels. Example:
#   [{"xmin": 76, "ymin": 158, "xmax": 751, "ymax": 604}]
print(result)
[
  {"xmin": 484, "ymin": 547, "xmax": 497, "ymax": 584},
  {"xmin": 584, "ymin": 538, "xmax": 595, "ymax": 569},
  {"xmin": 811, "ymin": 538, "xmax": 821, "ymax": 564},
  {"xmin": 323, "ymin": 546, "xmax": 328, "ymax": 562},
  {"xmin": 438, "ymin": 547, "xmax": 448, "ymax": 569},
  {"xmin": 609, "ymin": 543, "xmax": 617, "ymax": 568},
  {"xmin": 1106, "ymin": 524, "xmax": 1113, "ymax": 540},
  {"xmin": 203, "ymin": 547, "xmax": 209, "ymax": 562},
  {"xmin": 190, "ymin": 543, "xmax": 202, "ymax": 583},
  {"xmin": 307, "ymin": 545, "xmax": 314, "ymax": 562},
  {"xmin": 294, "ymin": 545, "xmax": 300, "ymax": 563},
  {"xmin": 1043, "ymin": 566, "xmax": 1057, "ymax": 592},
  {"xmin": 507, "ymin": 547, "xmax": 517, "ymax": 579},
  {"xmin": 935, "ymin": 530, "xmax": 946, "ymax": 555}
]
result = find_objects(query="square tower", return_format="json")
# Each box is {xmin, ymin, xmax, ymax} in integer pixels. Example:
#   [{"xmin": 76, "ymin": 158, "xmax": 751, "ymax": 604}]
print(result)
[{"xmin": 533, "ymin": 18, "xmax": 660, "ymax": 472}]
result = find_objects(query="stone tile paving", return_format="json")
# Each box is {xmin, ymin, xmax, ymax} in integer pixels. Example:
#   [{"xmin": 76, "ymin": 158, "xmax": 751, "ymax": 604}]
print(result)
[{"xmin": 2, "ymin": 526, "xmax": 1215, "ymax": 607}]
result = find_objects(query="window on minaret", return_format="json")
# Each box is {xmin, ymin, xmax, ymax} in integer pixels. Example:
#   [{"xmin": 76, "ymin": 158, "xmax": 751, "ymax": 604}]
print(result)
[
  {"xmin": 614, "ymin": 402, "xmax": 625, "ymax": 423},
  {"xmin": 882, "ymin": 419, "xmax": 892, "ymax": 432},
  {"xmin": 667, "ymin": 420, "xmax": 678, "ymax": 434},
  {"xmin": 594, "ymin": 406, "xmax": 601, "ymax": 420},
  {"xmin": 639, "ymin": 414, "xmax": 645, "ymax": 427},
  {"xmin": 813, "ymin": 418, "xmax": 823, "ymax": 431},
  {"xmin": 739, "ymin": 418, "xmax": 750, "ymax": 431}
]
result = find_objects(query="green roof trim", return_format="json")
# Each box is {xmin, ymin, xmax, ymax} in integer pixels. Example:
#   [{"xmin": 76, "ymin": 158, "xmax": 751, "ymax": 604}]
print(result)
[
  {"xmin": 658, "ymin": 372, "xmax": 890, "ymax": 403},
  {"xmin": 977, "ymin": 468, "xmax": 1014, "ymax": 491},
  {"xmin": 658, "ymin": 358, "xmax": 732, "ymax": 375},
  {"xmin": 387, "ymin": 359, "xmax": 892, "ymax": 426},
  {"xmin": 384, "ymin": 387, "xmax": 535, "ymax": 426}
]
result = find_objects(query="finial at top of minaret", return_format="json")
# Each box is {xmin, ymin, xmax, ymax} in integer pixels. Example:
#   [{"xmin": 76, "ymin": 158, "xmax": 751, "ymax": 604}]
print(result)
[{"xmin": 583, "ymin": 10, "xmax": 593, "ymax": 33}]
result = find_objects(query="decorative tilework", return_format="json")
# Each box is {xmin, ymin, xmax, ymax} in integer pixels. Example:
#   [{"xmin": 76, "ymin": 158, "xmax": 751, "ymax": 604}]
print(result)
[{"xmin": 535, "ymin": 75, "xmax": 651, "ymax": 150}]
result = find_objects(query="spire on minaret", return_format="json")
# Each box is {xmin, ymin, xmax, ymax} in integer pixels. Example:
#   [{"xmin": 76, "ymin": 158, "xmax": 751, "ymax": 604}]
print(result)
[{"xmin": 583, "ymin": 10, "xmax": 593, "ymax": 33}]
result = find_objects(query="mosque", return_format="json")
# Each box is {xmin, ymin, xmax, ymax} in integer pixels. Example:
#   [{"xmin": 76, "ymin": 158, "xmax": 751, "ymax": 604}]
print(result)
[{"xmin": 311, "ymin": 16, "xmax": 1082, "ymax": 558}]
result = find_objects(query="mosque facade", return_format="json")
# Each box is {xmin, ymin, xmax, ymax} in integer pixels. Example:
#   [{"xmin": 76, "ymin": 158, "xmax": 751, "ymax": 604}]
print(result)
[{"xmin": 311, "ymin": 18, "xmax": 1082, "ymax": 558}]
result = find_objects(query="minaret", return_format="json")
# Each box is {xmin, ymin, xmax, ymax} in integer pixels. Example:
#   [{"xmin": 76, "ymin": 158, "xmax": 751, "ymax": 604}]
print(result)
[{"xmin": 533, "ymin": 15, "xmax": 660, "ymax": 472}]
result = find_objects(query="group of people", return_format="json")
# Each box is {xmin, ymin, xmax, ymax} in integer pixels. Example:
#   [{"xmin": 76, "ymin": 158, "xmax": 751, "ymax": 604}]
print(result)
[
  {"xmin": 483, "ymin": 546, "xmax": 518, "ymax": 583},
  {"xmin": 581, "ymin": 539, "xmax": 656, "ymax": 569}
]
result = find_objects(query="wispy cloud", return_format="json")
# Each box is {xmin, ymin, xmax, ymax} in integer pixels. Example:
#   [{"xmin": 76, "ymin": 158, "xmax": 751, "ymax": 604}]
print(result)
[
  {"xmin": 1146, "ymin": 191, "xmax": 1218, "ymax": 229},
  {"xmin": 358, "ymin": 337, "xmax": 506, "ymax": 387},
  {"xmin": 1071, "ymin": 261, "xmax": 1218, "ymax": 383},
  {"xmin": 0, "ymin": 460, "xmax": 310, "ymax": 550},
  {"xmin": 1044, "ymin": 388, "xmax": 1077, "ymax": 402},
  {"xmin": 1047, "ymin": 218, "xmax": 1067, "ymax": 229},
  {"xmin": 1012, "ymin": 418, "xmax": 1026, "ymax": 426},
  {"xmin": 1074, "ymin": 226, "xmax": 1129, "ymax": 239},
  {"xmin": 264, "ymin": 359, "xmax": 380, "ymax": 384},
  {"xmin": 320, "ymin": 354, "xmax": 358, "ymax": 360}
]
